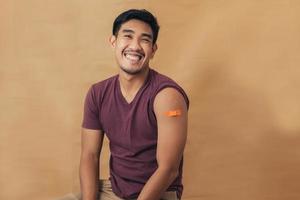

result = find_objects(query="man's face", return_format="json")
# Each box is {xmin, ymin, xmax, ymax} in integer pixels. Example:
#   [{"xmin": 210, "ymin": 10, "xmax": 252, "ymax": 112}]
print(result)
[{"xmin": 110, "ymin": 19, "xmax": 157, "ymax": 75}]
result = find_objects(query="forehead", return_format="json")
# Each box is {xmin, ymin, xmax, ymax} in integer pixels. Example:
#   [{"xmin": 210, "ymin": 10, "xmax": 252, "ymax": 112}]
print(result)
[{"xmin": 119, "ymin": 19, "xmax": 153, "ymax": 36}]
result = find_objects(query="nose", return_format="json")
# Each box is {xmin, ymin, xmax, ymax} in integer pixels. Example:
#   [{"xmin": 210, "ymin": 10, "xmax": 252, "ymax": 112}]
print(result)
[{"xmin": 128, "ymin": 38, "xmax": 142, "ymax": 51}]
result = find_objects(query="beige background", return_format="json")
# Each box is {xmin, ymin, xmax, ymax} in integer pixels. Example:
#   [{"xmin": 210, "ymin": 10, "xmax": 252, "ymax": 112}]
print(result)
[{"xmin": 1, "ymin": 1, "xmax": 300, "ymax": 200}]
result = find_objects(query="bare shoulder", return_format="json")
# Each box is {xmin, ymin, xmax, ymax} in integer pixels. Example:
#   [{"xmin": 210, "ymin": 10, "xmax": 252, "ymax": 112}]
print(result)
[
  {"xmin": 154, "ymin": 87, "xmax": 187, "ymax": 113},
  {"xmin": 154, "ymin": 88, "xmax": 188, "ymax": 169}
]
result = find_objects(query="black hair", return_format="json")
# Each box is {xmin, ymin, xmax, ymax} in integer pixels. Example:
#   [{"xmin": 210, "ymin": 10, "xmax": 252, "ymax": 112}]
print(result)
[{"xmin": 112, "ymin": 9, "xmax": 160, "ymax": 44}]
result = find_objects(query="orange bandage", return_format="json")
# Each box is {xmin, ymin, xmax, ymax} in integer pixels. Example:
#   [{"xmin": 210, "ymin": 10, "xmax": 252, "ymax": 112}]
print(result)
[{"xmin": 165, "ymin": 109, "xmax": 182, "ymax": 117}]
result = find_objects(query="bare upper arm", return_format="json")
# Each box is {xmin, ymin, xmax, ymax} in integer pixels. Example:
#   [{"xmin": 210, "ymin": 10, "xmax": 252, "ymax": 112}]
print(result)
[
  {"xmin": 81, "ymin": 128, "xmax": 104, "ymax": 157},
  {"xmin": 153, "ymin": 87, "xmax": 188, "ymax": 170}
]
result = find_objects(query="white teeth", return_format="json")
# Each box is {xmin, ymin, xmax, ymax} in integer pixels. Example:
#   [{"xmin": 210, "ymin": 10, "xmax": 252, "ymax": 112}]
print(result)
[
  {"xmin": 124, "ymin": 53, "xmax": 142, "ymax": 62},
  {"xmin": 127, "ymin": 54, "xmax": 139, "ymax": 61}
]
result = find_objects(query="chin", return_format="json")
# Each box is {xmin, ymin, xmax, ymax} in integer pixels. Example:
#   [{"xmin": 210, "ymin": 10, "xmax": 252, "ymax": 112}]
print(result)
[{"xmin": 120, "ymin": 65, "xmax": 147, "ymax": 75}]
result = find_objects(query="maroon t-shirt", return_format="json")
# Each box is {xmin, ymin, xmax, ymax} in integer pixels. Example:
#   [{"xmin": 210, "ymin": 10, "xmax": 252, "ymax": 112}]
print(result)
[{"xmin": 82, "ymin": 69, "xmax": 189, "ymax": 199}]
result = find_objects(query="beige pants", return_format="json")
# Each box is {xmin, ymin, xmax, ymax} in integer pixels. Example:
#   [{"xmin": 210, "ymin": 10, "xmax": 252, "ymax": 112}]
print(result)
[{"xmin": 55, "ymin": 179, "xmax": 178, "ymax": 200}]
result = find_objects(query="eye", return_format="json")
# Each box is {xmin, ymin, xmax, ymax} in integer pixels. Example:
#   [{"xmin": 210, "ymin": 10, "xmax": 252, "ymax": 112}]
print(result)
[
  {"xmin": 124, "ymin": 34, "xmax": 132, "ymax": 39},
  {"xmin": 141, "ymin": 38, "xmax": 151, "ymax": 43}
]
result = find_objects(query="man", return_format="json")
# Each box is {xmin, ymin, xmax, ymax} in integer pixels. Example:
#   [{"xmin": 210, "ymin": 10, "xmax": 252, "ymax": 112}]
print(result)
[{"xmin": 73, "ymin": 9, "xmax": 188, "ymax": 200}]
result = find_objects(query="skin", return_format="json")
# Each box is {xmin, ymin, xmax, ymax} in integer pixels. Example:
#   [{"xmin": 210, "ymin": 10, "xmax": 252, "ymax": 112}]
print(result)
[
  {"xmin": 137, "ymin": 88, "xmax": 188, "ymax": 200},
  {"xmin": 80, "ymin": 128, "xmax": 103, "ymax": 200},
  {"xmin": 109, "ymin": 19, "xmax": 157, "ymax": 102},
  {"xmin": 79, "ymin": 19, "xmax": 188, "ymax": 200}
]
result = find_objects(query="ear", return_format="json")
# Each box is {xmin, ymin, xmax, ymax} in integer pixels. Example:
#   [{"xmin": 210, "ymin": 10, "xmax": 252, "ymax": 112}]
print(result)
[
  {"xmin": 150, "ymin": 43, "xmax": 158, "ymax": 59},
  {"xmin": 109, "ymin": 35, "xmax": 117, "ymax": 48}
]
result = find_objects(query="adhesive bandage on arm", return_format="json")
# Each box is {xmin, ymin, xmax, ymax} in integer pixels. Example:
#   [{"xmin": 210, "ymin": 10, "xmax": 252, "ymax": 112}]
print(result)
[{"xmin": 165, "ymin": 109, "xmax": 182, "ymax": 117}]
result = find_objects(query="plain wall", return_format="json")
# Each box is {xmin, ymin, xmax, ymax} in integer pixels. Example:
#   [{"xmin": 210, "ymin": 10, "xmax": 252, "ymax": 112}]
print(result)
[{"xmin": 1, "ymin": 1, "xmax": 300, "ymax": 200}]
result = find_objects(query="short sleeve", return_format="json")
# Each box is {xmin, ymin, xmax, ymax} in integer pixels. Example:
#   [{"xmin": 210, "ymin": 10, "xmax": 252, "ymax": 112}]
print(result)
[{"xmin": 82, "ymin": 85, "xmax": 102, "ymax": 130}]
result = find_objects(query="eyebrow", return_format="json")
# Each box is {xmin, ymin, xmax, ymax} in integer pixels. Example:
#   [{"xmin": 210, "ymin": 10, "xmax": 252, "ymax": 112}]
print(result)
[
  {"xmin": 121, "ymin": 29, "xmax": 134, "ymax": 34},
  {"xmin": 121, "ymin": 29, "xmax": 153, "ymax": 40}
]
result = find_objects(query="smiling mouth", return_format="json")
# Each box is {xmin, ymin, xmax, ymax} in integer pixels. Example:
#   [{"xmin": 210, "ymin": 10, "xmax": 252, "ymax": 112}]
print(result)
[{"xmin": 123, "ymin": 51, "xmax": 144, "ymax": 62}]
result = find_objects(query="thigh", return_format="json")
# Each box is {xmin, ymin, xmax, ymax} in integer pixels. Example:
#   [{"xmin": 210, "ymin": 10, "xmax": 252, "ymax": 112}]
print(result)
[
  {"xmin": 53, "ymin": 180, "xmax": 121, "ymax": 200},
  {"xmin": 160, "ymin": 191, "xmax": 178, "ymax": 200},
  {"xmin": 98, "ymin": 182, "xmax": 178, "ymax": 200},
  {"xmin": 99, "ymin": 179, "xmax": 124, "ymax": 200},
  {"xmin": 54, "ymin": 181, "xmax": 178, "ymax": 200},
  {"xmin": 98, "ymin": 180, "xmax": 178, "ymax": 200}
]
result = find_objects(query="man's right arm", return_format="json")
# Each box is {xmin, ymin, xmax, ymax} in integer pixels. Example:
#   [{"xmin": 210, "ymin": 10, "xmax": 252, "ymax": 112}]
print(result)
[{"xmin": 79, "ymin": 128, "xmax": 104, "ymax": 200}]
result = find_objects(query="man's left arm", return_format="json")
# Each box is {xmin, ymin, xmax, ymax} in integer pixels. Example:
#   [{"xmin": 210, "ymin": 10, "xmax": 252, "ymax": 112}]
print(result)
[{"xmin": 137, "ymin": 87, "xmax": 188, "ymax": 200}]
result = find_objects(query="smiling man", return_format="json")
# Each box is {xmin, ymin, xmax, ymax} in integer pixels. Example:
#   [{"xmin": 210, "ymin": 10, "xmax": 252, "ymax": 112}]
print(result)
[{"xmin": 76, "ymin": 9, "xmax": 189, "ymax": 200}]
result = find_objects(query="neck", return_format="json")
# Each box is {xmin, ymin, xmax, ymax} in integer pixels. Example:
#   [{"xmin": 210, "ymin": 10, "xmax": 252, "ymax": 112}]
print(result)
[{"xmin": 118, "ymin": 67, "xmax": 150, "ymax": 101}]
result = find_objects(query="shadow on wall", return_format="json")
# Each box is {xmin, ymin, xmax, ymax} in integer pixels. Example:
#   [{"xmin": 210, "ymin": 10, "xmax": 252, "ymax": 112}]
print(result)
[{"xmin": 183, "ymin": 63, "xmax": 300, "ymax": 199}]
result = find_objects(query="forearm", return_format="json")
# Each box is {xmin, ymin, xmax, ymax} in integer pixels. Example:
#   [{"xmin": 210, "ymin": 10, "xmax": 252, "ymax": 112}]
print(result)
[
  {"xmin": 79, "ymin": 154, "xmax": 99, "ymax": 200},
  {"xmin": 137, "ymin": 167, "xmax": 178, "ymax": 200}
]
